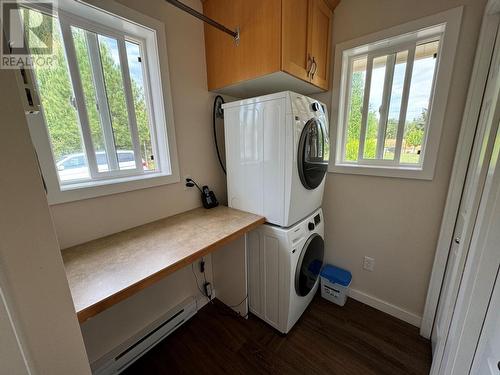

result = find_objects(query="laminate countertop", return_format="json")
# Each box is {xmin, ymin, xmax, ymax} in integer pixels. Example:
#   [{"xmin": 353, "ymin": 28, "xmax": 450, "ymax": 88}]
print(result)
[{"xmin": 62, "ymin": 206, "xmax": 265, "ymax": 323}]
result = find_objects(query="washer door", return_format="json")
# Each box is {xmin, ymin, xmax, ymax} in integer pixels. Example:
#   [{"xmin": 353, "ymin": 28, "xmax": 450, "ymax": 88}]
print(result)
[
  {"xmin": 298, "ymin": 118, "xmax": 329, "ymax": 190},
  {"xmin": 295, "ymin": 233, "xmax": 325, "ymax": 297}
]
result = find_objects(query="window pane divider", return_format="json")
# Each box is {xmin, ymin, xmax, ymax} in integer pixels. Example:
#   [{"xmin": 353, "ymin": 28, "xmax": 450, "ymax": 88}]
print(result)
[
  {"xmin": 340, "ymin": 56, "xmax": 355, "ymax": 161},
  {"xmin": 117, "ymin": 37, "xmax": 143, "ymax": 173},
  {"xmin": 357, "ymin": 56, "xmax": 374, "ymax": 161},
  {"xmin": 394, "ymin": 45, "xmax": 416, "ymax": 163},
  {"xmin": 135, "ymin": 42, "xmax": 161, "ymax": 172},
  {"xmin": 376, "ymin": 53, "xmax": 396, "ymax": 159},
  {"xmin": 59, "ymin": 18, "xmax": 99, "ymax": 179},
  {"xmin": 417, "ymin": 43, "xmax": 441, "ymax": 165},
  {"xmin": 85, "ymin": 32, "xmax": 120, "ymax": 172}
]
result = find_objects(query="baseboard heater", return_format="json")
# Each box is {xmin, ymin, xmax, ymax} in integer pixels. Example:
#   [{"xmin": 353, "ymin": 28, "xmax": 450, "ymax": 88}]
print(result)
[{"xmin": 92, "ymin": 298, "xmax": 197, "ymax": 375}]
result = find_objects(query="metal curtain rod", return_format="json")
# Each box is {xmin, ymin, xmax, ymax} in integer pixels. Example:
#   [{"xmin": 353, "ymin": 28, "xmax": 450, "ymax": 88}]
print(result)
[{"xmin": 164, "ymin": 0, "xmax": 240, "ymax": 43}]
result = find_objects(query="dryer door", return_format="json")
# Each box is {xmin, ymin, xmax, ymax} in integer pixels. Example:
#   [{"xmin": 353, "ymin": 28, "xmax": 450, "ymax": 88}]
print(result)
[
  {"xmin": 295, "ymin": 233, "xmax": 324, "ymax": 297},
  {"xmin": 298, "ymin": 118, "xmax": 329, "ymax": 190}
]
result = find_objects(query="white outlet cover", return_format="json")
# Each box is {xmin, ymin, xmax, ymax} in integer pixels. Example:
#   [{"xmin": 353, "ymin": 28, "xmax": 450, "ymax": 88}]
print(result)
[{"xmin": 363, "ymin": 256, "xmax": 375, "ymax": 272}]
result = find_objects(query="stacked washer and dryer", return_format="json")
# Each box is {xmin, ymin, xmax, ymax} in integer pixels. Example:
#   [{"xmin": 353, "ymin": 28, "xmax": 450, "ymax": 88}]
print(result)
[{"xmin": 222, "ymin": 91, "xmax": 329, "ymax": 334}]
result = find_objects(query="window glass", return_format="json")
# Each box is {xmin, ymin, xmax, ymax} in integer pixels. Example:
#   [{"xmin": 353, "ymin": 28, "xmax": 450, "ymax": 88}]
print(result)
[
  {"xmin": 383, "ymin": 50, "xmax": 408, "ymax": 160},
  {"xmin": 71, "ymin": 26, "xmax": 111, "ymax": 173},
  {"xmin": 402, "ymin": 41, "xmax": 439, "ymax": 164},
  {"xmin": 126, "ymin": 41, "xmax": 155, "ymax": 171},
  {"xmin": 344, "ymin": 57, "xmax": 367, "ymax": 162},
  {"xmin": 363, "ymin": 55, "xmax": 387, "ymax": 159},
  {"xmin": 96, "ymin": 152, "xmax": 108, "ymax": 166},
  {"xmin": 97, "ymin": 35, "xmax": 137, "ymax": 171},
  {"xmin": 27, "ymin": 8, "xmax": 90, "ymax": 182},
  {"xmin": 62, "ymin": 155, "xmax": 83, "ymax": 168},
  {"xmin": 118, "ymin": 151, "xmax": 135, "ymax": 163}
]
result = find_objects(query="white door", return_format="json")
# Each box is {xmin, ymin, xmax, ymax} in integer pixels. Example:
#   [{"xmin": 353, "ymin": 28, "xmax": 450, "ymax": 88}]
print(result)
[
  {"xmin": 431, "ymin": 19, "xmax": 500, "ymax": 369},
  {"xmin": 432, "ymin": 30, "xmax": 500, "ymax": 374},
  {"xmin": 438, "ymin": 117, "xmax": 500, "ymax": 373},
  {"xmin": 471, "ymin": 268, "xmax": 500, "ymax": 375},
  {"xmin": 0, "ymin": 286, "xmax": 31, "ymax": 375}
]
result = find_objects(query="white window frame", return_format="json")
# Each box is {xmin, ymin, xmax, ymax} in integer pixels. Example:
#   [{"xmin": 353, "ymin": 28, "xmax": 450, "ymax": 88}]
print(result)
[
  {"xmin": 329, "ymin": 7, "xmax": 463, "ymax": 180},
  {"xmin": 25, "ymin": 0, "xmax": 179, "ymax": 204}
]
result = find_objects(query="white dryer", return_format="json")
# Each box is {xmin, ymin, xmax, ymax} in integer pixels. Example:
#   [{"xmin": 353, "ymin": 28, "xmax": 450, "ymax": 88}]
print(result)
[
  {"xmin": 222, "ymin": 91, "xmax": 329, "ymax": 227},
  {"xmin": 246, "ymin": 208, "xmax": 324, "ymax": 334}
]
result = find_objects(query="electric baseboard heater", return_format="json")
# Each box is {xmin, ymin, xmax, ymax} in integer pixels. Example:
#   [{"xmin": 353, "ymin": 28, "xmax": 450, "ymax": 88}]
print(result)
[{"xmin": 92, "ymin": 298, "xmax": 197, "ymax": 375}]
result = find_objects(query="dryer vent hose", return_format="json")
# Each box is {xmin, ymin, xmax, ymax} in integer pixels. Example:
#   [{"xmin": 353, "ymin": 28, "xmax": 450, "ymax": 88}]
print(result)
[{"xmin": 213, "ymin": 95, "xmax": 226, "ymax": 175}]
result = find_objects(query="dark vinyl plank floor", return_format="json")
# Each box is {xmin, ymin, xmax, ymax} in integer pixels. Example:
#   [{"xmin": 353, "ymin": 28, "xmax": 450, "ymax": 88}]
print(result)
[{"xmin": 124, "ymin": 295, "xmax": 432, "ymax": 375}]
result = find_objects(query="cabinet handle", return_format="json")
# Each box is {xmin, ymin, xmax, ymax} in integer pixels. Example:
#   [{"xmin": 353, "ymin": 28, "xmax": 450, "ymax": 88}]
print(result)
[
  {"xmin": 307, "ymin": 54, "xmax": 313, "ymax": 78},
  {"xmin": 311, "ymin": 57, "xmax": 318, "ymax": 80}
]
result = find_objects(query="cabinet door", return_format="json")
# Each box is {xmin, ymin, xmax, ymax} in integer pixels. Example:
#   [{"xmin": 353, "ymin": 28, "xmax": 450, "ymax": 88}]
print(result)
[
  {"xmin": 203, "ymin": 0, "xmax": 281, "ymax": 91},
  {"xmin": 282, "ymin": 0, "xmax": 311, "ymax": 82},
  {"xmin": 308, "ymin": 0, "xmax": 332, "ymax": 90}
]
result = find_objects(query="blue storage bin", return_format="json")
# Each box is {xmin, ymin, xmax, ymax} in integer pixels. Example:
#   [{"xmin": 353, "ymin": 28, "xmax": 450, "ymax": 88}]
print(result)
[{"xmin": 320, "ymin": 265, "xmax": 352, "ymax": 306}]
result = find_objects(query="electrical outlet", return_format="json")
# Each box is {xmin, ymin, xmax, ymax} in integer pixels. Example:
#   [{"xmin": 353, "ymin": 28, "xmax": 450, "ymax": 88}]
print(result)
[
  {"xmin": 183, "ymin": 174, "xmax": 191, "ymax": 191},
  {"xmin": 363, "ymin": 256, "xmax": 375, "ymax": 272}
]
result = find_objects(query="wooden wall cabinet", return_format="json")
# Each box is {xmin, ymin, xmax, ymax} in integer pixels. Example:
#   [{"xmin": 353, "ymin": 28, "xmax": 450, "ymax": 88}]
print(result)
[{"xmin": 203, "ymin": 0, "xmax": 335, "ymax": 98}]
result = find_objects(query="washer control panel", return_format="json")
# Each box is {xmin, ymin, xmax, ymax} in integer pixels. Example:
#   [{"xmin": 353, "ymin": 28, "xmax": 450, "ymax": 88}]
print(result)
[
  {"xmin": 314, "ymin": 213, "xmax": 321, "ymax": 225},
  {"xmin": 307, "ymin": 213, "xmax": 321, "ymax": 231}
]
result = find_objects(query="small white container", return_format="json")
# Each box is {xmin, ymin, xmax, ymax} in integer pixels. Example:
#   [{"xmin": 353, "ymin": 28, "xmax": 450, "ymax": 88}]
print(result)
[{"xmin": 320, "ymin": 265, "xmax": 352, "ymax": 307}]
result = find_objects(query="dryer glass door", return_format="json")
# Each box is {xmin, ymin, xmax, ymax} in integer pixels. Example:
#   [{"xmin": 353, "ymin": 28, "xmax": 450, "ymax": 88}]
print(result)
[
  {"xmin": 295, "ymin": 233, "xmax": 325, "ymax": 297},
  {"xmin": 298, "ymin": 118, "xmax": 329, "ymax": 190}
]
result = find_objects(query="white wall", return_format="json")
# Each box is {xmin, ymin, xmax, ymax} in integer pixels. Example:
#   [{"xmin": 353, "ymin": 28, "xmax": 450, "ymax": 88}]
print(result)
[
  {"xmin": 44, "ymin": 0, "xmax": 232, "ymax": 363},
  {"xmin": 0, "ymin": 69, "xmax": 91, "ymax": 374},
  {"xmin": 313, "ymin": 0, "xmax": 487, "ymax": 323}
]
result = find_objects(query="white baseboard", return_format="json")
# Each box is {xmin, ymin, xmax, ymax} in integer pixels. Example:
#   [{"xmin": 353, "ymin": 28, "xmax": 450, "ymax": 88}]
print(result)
[{"xmin": 348, "ymin": 288, "xmax": 422, "ymax": 327}]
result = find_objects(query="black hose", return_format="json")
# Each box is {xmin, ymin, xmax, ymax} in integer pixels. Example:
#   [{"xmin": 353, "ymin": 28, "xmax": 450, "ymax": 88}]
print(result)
[{"xmin": 213, "ymin": 95, "xmax": 226, "ymax": 174}]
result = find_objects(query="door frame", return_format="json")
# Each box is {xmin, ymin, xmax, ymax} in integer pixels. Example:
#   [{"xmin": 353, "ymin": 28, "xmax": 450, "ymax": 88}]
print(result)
[
  {"xmin": 436, "ymin": 97, "xmax": 500, "ymax": 374},
  {"xmin": 420, "ymin": 0, "xmax": 500, "ymax": 339}
]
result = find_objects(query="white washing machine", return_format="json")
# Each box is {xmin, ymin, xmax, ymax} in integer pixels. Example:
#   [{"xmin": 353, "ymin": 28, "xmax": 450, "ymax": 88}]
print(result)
[
  {"xmin": 222, "ymin": 91, "xmax": 329, "ymax": 228},
  {"xmin": 246, "ymin": 208, "xmax": 324, "ymax": 334}
]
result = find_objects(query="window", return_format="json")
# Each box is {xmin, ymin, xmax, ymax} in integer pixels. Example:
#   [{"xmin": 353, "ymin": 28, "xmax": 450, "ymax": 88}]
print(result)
[
  {"xmin": 22, "ymin": 0, "xmax": 179, "ymax": 203},
  {"xmin": 331, "ymin": 8, "xmax": 462, "ymax": 179}
]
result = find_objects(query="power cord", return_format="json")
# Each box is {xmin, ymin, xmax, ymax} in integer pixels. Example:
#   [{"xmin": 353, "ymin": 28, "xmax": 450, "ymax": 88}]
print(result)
[
  {"xmin": 185, "ymin": 178, "xmax": 203, "ymax": 193},
  {"xmin": 213, "ymin": 297, "xmax": 249, "ymax": 320},
  {"xmin": 191, "ymin": 263, "xmax": 205, "ymax": 295},
  {"xmin": 227, "ymin": 294, "xmax": 248, "ymax": 309},
  {"xmin": 191, "ymin": 257, "xmax": 249, "ymax": 318},
  {"xmin": 191, "ymin": 262, "xmax": 212, "ymax": 303}
]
